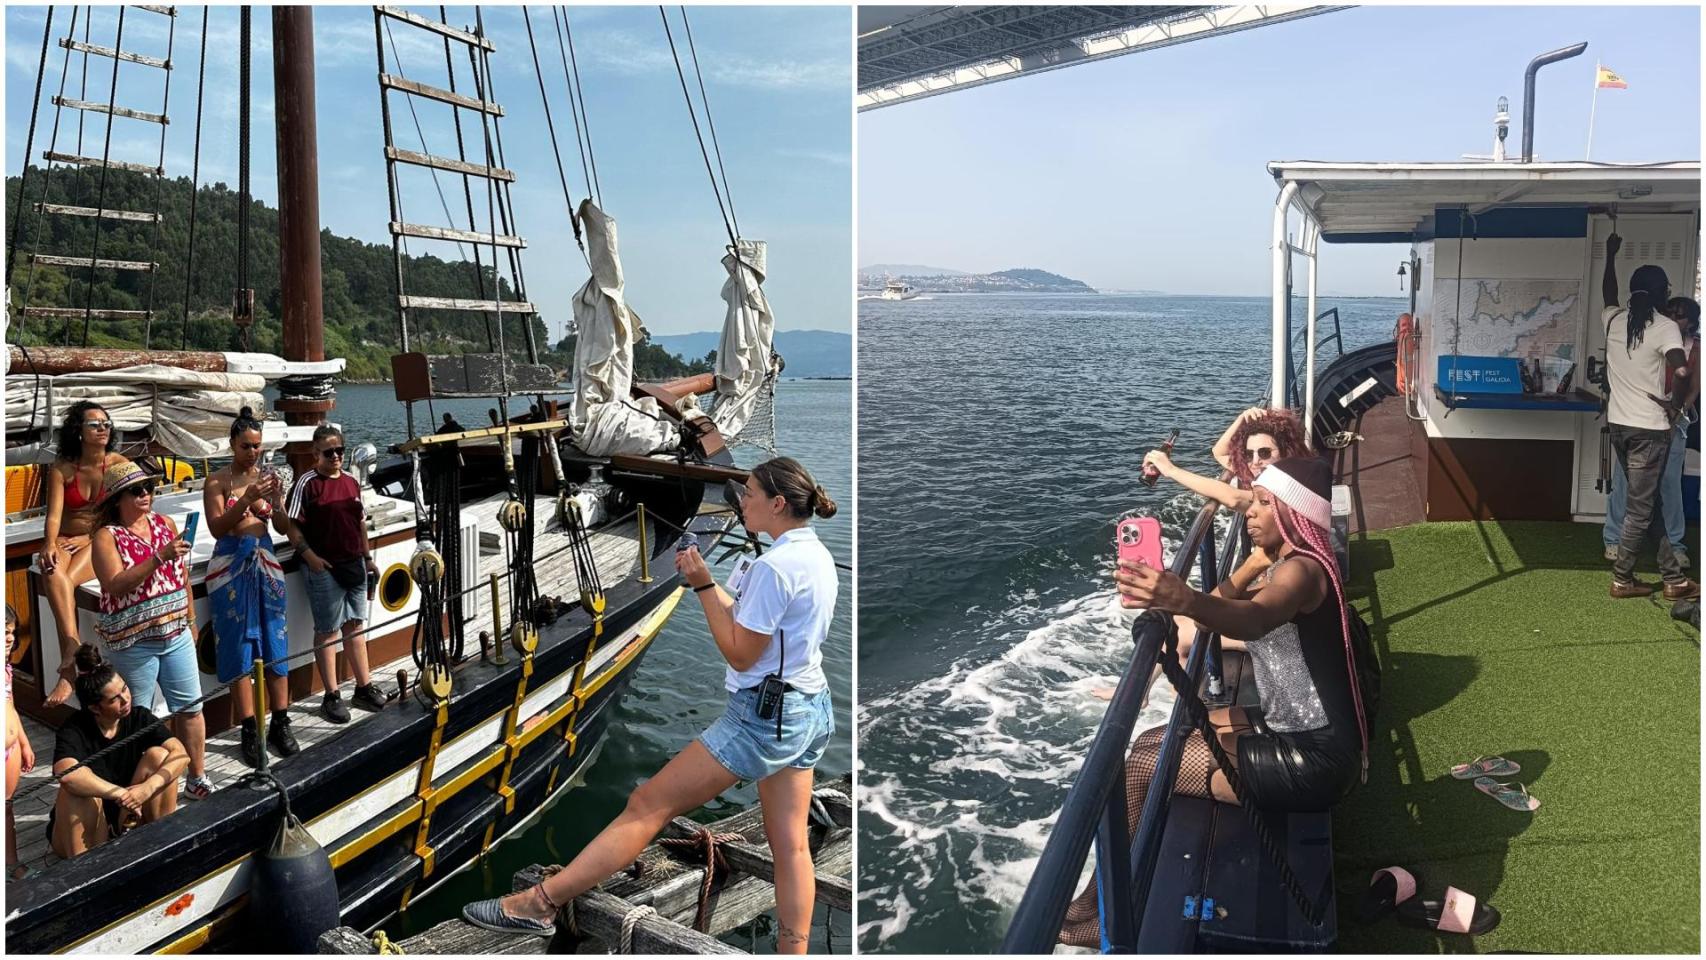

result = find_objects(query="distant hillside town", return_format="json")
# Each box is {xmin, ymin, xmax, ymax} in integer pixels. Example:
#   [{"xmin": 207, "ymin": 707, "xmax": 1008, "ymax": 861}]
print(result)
[{"xmin": 858, "ymin": 265, "xmax": 1096, "ymax": 294}]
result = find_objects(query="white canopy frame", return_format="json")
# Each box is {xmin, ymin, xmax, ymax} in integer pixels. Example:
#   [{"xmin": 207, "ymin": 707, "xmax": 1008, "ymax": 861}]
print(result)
[{"xmin": 1270, "ymin": 181, "xmax": 1324, "ymax": 445}]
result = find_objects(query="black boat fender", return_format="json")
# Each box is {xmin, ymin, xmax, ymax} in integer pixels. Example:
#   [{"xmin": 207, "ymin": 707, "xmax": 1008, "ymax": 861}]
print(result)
[{"xmin": 249, "ymin": 776, "xmax": 341, "ymax": 952}]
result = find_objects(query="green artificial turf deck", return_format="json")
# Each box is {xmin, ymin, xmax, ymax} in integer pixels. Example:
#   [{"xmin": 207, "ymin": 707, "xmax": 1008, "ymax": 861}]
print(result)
[{"xmin": 1334, "ymin": 520, "xmax": 1700, "ymax": 954}]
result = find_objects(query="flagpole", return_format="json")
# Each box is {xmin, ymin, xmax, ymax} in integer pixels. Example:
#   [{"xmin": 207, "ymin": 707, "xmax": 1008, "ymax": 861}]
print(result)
[{"xmin": 1586, "ymin": 60, "xmax": 1601, "ymax": 160}]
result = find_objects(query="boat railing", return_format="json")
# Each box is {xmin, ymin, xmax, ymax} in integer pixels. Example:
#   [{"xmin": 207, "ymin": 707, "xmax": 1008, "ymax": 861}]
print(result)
[
  {"xmin": 1001, "ymin": 494, "xmax": 1244, "ymax": 952},
  {"xmin": 1277, "ymin": 307, "xmax": 1344, "ymax": 409}
]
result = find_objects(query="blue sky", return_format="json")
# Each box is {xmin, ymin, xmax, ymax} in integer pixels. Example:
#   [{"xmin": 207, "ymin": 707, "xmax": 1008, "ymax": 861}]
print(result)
[
  {"xmin": 5, "ymin": 5, "xmax": 852, "ymax": 337},
  {"xmin": 859, "ymin": 5, "xmax": 1701, "ymax": 296}
]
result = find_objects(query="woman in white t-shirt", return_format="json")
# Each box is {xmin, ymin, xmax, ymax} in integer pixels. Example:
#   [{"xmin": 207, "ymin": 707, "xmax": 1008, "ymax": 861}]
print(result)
[{"xmin": 463, "ymin": 457, "xmax": 839, "ymax": 954}]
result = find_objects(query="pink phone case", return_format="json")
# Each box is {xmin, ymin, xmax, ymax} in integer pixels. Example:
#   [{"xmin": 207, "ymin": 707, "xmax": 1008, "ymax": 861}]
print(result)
[{"xmin": 1116, "ymin": 516, "xmax": 1163, "ymax": 570}]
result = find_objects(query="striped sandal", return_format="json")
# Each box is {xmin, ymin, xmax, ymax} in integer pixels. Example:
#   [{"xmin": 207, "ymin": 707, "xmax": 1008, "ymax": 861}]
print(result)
[
  {"xmin": 1450, "ymin": 756, "xmax": 1520, "ymax": 780},
  {"xmin": 1473, "ymin": 777, "xmax": 1540, "ymax": 812}
]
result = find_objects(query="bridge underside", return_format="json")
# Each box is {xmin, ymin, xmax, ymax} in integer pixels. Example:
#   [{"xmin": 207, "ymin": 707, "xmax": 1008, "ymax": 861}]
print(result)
[{"xmin": 857, "ymin": 4, "xmax": 1346, "ymax": 110}]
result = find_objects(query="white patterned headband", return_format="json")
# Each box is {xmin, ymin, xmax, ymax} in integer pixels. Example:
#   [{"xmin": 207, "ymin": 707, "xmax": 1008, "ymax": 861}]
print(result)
[{"xmin": 1252, "ymin": 463, "xmax": 1332, "ymax": 531}]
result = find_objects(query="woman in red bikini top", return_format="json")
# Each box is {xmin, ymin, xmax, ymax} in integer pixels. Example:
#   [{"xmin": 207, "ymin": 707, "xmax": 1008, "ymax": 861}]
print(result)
[{"xmin": 40, "ymin": 401, "xmax": 130, "ymax": 708}]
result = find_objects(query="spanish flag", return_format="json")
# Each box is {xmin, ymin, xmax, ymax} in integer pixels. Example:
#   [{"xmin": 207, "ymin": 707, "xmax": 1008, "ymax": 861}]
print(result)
[{"xmin": 1596, "ymin": 66, "xmax": 1627, "ymax": 89}]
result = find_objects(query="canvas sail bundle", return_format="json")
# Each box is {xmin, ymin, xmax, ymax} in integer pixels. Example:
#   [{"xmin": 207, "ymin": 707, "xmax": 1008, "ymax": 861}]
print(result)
[{"xmin": 710, "ymin": 238, "xmax": 779, "ymax": 441}]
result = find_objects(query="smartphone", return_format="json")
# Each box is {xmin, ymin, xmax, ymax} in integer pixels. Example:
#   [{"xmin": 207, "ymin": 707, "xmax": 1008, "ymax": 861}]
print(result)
[
  {"xmin": 1116, "ymin": 516, "xmax": 1163, "ymax": 570},
  {"xmin": 181, "ymin": 511, "xmax": 200, "ymax": 548}
]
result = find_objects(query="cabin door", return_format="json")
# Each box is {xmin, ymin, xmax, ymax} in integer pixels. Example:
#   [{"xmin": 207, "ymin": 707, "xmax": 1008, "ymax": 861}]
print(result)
[{"xmin": 1574, "ymin": 213, "xmax": 1700, "ymax": 518}]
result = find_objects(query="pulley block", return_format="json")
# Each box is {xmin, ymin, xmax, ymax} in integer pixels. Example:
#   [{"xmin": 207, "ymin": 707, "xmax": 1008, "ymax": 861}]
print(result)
[
  {"xmin": 510, "ymin": 621, "xmax": 539, "ymax": 655},
  {"xmin": 498, "ymin": 498, "xmax": 528, "ymax": 532},
  {"xmin": 410, "ymin": 543, "xmax": 445, "ymax": 585}
]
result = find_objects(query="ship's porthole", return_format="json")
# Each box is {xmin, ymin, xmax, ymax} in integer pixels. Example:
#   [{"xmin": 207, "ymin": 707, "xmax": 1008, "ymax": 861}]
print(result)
[{"xmin": 380, "ymin": 563, "xmax": 414, "ymax": 612}]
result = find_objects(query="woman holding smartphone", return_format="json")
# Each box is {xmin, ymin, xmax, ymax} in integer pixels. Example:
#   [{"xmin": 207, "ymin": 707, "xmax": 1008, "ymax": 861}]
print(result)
[
  {"xmin": 463, "ymin": 457, "xmax": 839, "ymax": 954},
  {"xmin": 89, "ymin": 462, "xmax": 211, "ymax": 800},
  {"xmin": 1062, "ymin": 456, "xmax": 1366, "ymax": 947}
]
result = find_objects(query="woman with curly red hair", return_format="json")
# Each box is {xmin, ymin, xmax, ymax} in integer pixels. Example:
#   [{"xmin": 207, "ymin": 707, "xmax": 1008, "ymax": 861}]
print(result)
[{"xmin": 1143, "ymin": 406, "xmax": 1310, "ymax": 511}]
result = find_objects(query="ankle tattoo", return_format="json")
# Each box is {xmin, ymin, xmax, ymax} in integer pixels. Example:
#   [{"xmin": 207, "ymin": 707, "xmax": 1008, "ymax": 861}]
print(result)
[{"xmin": 778, "ymin": 923, "xmax": 810, "ymax": 946}]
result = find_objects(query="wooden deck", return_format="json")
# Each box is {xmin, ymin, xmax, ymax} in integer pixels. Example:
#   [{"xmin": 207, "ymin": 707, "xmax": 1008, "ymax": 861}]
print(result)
[
  {"xmin": 319, "ymin": 774, "xmax": 854, "ymax": 955},
  {"xmin": 6, "ymin": 499, "xmax": 643, "ymax": 877},
  {"xmin": 1325, "ymin": 392, "xmax": 1426, "ymax": 535}
]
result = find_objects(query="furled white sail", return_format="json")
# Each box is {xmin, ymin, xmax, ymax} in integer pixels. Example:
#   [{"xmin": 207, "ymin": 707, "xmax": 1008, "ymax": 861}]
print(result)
[
  {"xmin": 5, "ymin": 365, "xmax": 267, "ymax": 458},
  {"xmin": 568, "ymin": 200, "xmax": 681, "ymax": 456},
  {"xmin": 710, "ymin": 238, "xmax": 778, "ymax": 439}
]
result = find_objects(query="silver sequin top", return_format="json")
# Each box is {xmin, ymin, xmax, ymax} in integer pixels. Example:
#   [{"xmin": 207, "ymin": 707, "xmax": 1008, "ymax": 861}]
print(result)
[{"xmin": 1245, "ymin": 558, "xmax": 1328, "ymax": 733}]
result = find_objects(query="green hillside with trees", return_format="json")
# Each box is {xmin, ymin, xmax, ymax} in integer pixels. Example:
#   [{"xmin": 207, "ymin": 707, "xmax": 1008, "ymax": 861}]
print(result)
[{"xmin": 5, "ymin": 167, "xmax": 710, "ymax": 381}]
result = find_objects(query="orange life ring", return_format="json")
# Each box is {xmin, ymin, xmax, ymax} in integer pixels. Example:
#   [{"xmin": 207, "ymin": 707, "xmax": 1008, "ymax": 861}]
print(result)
[{"xmin": 1394, "ymin": 313, "xmax": 1420, "ymax": 396}]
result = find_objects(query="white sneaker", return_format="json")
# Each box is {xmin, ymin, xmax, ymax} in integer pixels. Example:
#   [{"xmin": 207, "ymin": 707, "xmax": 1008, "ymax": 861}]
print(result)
[{"xmin": 1603, "ymin": 545, "xmax": 1618, "ymax": 562}]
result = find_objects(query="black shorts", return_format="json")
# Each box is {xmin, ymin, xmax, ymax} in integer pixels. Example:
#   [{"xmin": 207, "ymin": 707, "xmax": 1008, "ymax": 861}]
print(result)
[{"xmin": 1236, "ymin": 716, "xmax": 1360, "ymax": 812}]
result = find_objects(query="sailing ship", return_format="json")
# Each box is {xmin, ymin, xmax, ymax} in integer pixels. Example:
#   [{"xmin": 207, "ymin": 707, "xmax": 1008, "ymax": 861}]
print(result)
[{"xmin": 5, "ymin": 6, "xmax": 784, "ymax": 953}]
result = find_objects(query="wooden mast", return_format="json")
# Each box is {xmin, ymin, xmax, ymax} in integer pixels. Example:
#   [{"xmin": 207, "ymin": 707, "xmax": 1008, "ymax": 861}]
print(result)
[{"xmin": 272, "ymin": 7, "xmax": 327, "ymax": 476}]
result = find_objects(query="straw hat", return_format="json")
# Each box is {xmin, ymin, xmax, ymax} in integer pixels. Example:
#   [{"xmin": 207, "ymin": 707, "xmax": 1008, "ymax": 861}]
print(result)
[{"xmin": 100, "ymin": 460, "xmax": 155, "ymax": 501}]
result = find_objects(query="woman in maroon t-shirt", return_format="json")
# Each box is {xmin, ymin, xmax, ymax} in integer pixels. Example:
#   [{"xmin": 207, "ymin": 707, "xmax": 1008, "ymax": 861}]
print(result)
[{"xmin": 284, "ymin": 425, "xmax": 387, "ymax": 723}]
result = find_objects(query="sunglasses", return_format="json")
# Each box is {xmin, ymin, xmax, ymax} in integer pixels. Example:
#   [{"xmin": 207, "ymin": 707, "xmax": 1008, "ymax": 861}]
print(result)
[
  {"xmin": 83, "ymin": 419, "xmax": 112, "ymax": 431},
  {"xmin": 125, "ymin": 483, "xmax": 156, "ymax": 499},
  {"xmin": 1246, "ymin": 446, "xmax": 1276, "ymax": 461},
  {"xmin": 320, "ymin": 447, "xmax": 345, "ymax": 460}
]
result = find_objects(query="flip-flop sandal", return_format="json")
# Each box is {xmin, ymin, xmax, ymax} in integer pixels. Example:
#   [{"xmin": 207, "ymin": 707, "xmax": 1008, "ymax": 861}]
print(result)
[
  {"xmin": 1473, "ymin": 777, "xmax": 1540, "ymax": 812},
  {"xmin": 1450, "ymin": 756, "xmax": 1520, "ymax": 779},
  {"xmin": 1359, "ymin": 866, "xmax": 1421, "ymax": 922},
  {"xmin": 1397, "ymin": 885, "xmax": 1501, "ymax": 935}
]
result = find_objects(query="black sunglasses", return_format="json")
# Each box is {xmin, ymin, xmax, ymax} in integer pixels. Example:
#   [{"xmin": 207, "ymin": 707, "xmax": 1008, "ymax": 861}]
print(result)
[
  {"xmin": 320, "ymin": 447, "xmax": 345, "ymax": 460},
  {"xmin": 125, "ymin": 483, "xmax": 156, "ymax": 499},
  {"xmin": 1246, "ymin": 446, "xmax": 1276, "ymax": 461}
]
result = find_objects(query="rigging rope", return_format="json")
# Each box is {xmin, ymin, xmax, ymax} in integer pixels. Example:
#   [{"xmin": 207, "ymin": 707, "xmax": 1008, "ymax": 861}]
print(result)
[
  {"xmin": 6, "ymin": 6, "xmax": 55, "ymax": 293},
  {"xmin": 17, "ymin": 5, "xmax": 82, "ymax": 341},
  {"xmin": 470, "ymin": 11, "xmax": 540, "ymax": 366},
  {"xmin": 74, "ymin": 5, "xmax": 126, "ymax": 347},
  {"xmin": 467, "ymin": 31, "xmax": 512, "ymax": 402},
  {"xmin": 679, "ymin": 7, "xmax": 738, "ymax": 239},
  {"xmin": 657, "ymin": 6, "xmax": 738, "ymax": 253},
  {"xmin": 507, "ymin": 435, "xmax": 543, "ymax": 632},
  {"xmin": 179, "ymin": 5, "xmax": 208, "ymax": 350},
  {"xmin": 556, "ymin": 7, "xmax": 601, "ymax": 206},
  {"xmin": 140, "ymin": 6, "xmax": 175, "ymax": 348},
  {"xmin": 434, "ymin": 7, "xmax": 500, "ymax": 352},
  {"xmin": 521, "ymin": 6, "xmax": 584, "ymax": 250}
]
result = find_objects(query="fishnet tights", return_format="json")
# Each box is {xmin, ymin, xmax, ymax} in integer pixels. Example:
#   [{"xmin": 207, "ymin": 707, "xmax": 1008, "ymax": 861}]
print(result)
[{"xmin": 1058, "ymin": 724, "xmax": 1227, "ymax": 948}]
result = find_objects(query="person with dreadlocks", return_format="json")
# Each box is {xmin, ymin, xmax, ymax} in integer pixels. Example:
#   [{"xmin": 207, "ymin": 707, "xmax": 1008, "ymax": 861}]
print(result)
[
  {"xmin": 1601, "ymin": 234, "xmax": 1698, "ymax": 601},
  {"xmin": 1061, "ymin": 456, "xmax": 1365, "ymax": 948},
  {"xmin": 1604, "ymin": 295, "xmax": 1700, "ymax": 569}
]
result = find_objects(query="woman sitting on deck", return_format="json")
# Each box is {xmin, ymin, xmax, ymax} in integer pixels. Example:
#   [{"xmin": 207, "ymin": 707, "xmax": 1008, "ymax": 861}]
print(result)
[
  {"xmin": 1062, "ymin": 456, "xmax": 1366, "ymax": 948},
  {"xmin": 48, "ymin": 644, "xmax": 189, "ymax": 860},
  {"xmin": 203, "ymin": 407, "xmax": 296, "ymax": 767},
  {"xmin": 1141, "ymin": 406, "xmax": 1308, "ymax": 512},
  {"xmin": 90, "ymin": 462, "xmax": 211, "ymax": 800},
  {"xmin": 463, "ymin": 457, "xmax": 840, "ymax": 954},
  {"xmin": 39, "ymin": 401, "xmax": 130, "ymax": 708}
]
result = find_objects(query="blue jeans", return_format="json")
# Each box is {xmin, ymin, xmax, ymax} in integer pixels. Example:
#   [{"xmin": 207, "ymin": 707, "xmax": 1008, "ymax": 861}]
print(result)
[
  {"xmin": 1604, "ymin": 419, "xmax": 1689, "ymax": 554},
  {"xmin": 104, "ymin": 626, "xmax": 203, "ymax": 715}
]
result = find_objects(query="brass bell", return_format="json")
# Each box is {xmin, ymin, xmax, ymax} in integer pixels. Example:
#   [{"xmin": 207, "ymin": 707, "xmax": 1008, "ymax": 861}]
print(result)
[
  {"xmin": 498, "ymin": 498, "xmax": 528, "ymax": 532},
  {"xmin": 510, "ymin": 620, "xmax": 539, "ymax": 654},
  {"xmin": 410, "ymin": 542, "xmax": 445, "ymax": 584}
]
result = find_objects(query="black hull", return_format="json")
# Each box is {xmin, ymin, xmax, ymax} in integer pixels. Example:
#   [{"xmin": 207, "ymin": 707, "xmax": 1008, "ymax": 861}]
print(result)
[{"xmin": 5, "ymin": 463, "xmax": 737, "ymax": 954}]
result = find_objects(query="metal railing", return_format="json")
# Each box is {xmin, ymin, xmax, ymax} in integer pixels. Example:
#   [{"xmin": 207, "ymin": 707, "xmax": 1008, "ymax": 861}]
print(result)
[{"xmin": 1002, "ymin": 497, "xmax": 1244, "ymax": 952}]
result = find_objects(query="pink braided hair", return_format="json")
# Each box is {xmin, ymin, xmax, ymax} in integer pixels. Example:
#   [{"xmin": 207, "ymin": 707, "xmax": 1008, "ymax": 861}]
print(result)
[{"xmin": 1263, "ymin": 492, "xmax": 1368, "ymax": 782}]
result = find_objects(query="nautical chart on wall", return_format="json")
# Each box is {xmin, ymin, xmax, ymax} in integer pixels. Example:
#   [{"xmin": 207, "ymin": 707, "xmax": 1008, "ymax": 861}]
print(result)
[{"xmin": 1434, "ymin": 279, "xmax": 1584, "ymax": 362}]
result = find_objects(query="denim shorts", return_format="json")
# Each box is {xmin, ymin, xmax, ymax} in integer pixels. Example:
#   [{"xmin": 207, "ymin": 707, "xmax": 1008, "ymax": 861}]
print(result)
[
  {"xmin": 699, "ymin": 686, "xmax": 834, "ymax": 783},
  {"xmin": 105, "ymin": 626, "xmax": 203, "ymax": 715},
  {"xmin": 304, "ymin": 567, "xmax": 369, "ymax": 635}
]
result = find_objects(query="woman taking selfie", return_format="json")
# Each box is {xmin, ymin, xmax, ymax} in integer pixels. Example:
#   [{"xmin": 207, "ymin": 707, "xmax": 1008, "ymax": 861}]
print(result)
[
  {"xmin": 463, "ymin": 457, "xmax": 839, "ymax": 954},
  {"xmin": 1062, "ymin": 456, "xmax": 1366, "ymax": 947}
]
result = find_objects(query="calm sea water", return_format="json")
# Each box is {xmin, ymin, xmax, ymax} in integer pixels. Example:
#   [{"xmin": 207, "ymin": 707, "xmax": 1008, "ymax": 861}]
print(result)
[
  {"xmin": 854, "ymin": 293, "xmax": 1402, "ymax": 953},
  {"xmin": 314, "ymin": 380, "xmax": 852, "ymax": 951}
]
